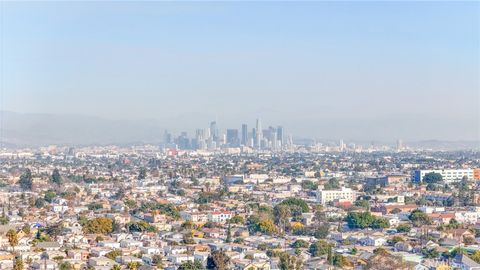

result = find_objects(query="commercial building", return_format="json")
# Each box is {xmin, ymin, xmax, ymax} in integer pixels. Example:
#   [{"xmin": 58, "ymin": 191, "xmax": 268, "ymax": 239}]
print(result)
[
  {"xmin": 411, "ymin": 169, "xmax": 474, "ymax": 183},
  {"xmin": 316, "ymin": 187, "xmax": 356, "ymax": 205}
]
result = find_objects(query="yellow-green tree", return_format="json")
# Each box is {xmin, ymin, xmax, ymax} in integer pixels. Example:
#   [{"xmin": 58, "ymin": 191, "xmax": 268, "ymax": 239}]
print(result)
[
  {"xmin": 83, "ymin": 217, "xmax": 113, "ymax": 234},
  {"xmin": 6, "ymin": 229, "xmax": 18, "ymax": 252},
  {"xmin": 13, "ymin": 257, "xmax": 23, "ymax": 270}
]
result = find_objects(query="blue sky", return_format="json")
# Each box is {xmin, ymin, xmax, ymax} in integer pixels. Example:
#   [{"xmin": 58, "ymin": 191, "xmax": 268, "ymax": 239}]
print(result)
[{"xmin": 2, "ymin": 1, "xmax": 479, "ymax": 140}]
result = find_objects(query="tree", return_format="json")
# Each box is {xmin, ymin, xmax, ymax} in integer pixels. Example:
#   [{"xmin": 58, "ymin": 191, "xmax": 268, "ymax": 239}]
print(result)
[
  {"xmin": 229, "ymin": 215, "xmax": 244, "ymax": 224},
  {"xmin": 346, "ymin": 212, "xmax": 376, "ymax": 229},
  {"xmin": 471, "ymin": 251, "xmax": 480, "ymax": 264},
  {"xmin": 371, "ymin": 217, "xmax": 390, "ymax": 229},
  {"xmin": 273, "ymin": 204, "xmax": 291, "ymax": 233},
  {"xmin": 58, "ymin": 261, "xmax": 73, "ymax": 270},
  {"xmin": 277, "ymin": 198, "xmax": 309, "ymax": 213},
  {"xmin": 6, "ymin": 229, "xmax": 18, "ymax": 252},
  {"xmin": 291, "ymin": 240, "xmax": 309, "ymax": 249},
  {"xmin": 324, "ymin": 178, "xmax": 340, "ymax": 190},
  {"xmin": 138, "ymin": 168, "xmax": 147, "ymax": 180},
  {"xmin": 423, "ymin": 172, "xmax": 443, "ymax": 184},
  {"xmin": 18, "ymin": 169, "xmax": 33, "ymax": 190},
  {"xmin": 83, "ymin": 217, "xmax": 113, "ymax": 234},
  {"xmin": 105, "ymin": 250, "xmax": 122, "ymax": 260},
  {"xmin": 13, "ymin": 257, "xmax": 23, "ymax": 270},
  {"xmin": 421, "ymin": 248, "xmax": 439, "ymax": 259},
  {"xmin": 110, "ymin": 266, "xmax": 121, "ymax": 270},
  {"xmin": 51, "ymin": 169, "xmax": 62, "ymax": 185},
  {"xmin": 257, "ymin": 219, "xmax": 278, "ymax": 235},
  {"xmin": 309, "ymin": 240, "xmax": 332, "ymax": 257},
  {"xmin": 333, "ymin": 254, "xmax": 352, "ymax": 268},
  {"xmin": 35, "ymin": 198, "xmax": 46, "ymax": 208},
  {"xmin": 127, "ymin": 262, "xmax": 141, "ymax": 270},
  {"xmin": 44, "ymin": 191, "xmax": 56, "ymax": 203},
  {"xmin": 396, "ymin": 224, "xmax": 411, "ymax": 233},
  {"xmin": 409, "ymin": 210, "xmax": 431, "ymax": 227},
  {"xmin": 279, "ymin": 252, "xmax": 303, "ymax": 270},
  {"xmin": 226, "ymin": 224, "xmax": 232, "ymax": 243},
  {"xmin": 128, "ymin": 221, "xmax": 157, "ymax": 233},
  {"xmin": 301, "ymin": 180, "xmax": 317, "ymax": 190},
  {"xmin": 313, "ymin": 223, "xmax": 330, "ymax": 239},
  {"xmin": 355, "ymin": 200, "xmax": 370, "ymax": 210},
  {"xmin": 207, "ymin": 250, "xmax": 230, "ymax": 270},
  {"xmin": 152, "ymin": 254, "xmax": 164, "ymax": 269},
  {"xmin": 179, "ymin": 260, "xmax": 205, "ymax": 270}
]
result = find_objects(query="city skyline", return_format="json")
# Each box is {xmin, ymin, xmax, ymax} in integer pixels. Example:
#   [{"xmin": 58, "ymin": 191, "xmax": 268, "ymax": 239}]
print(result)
[{"xmin": 1, "ymin": 1, "xmax": 478, "ymax": 143}]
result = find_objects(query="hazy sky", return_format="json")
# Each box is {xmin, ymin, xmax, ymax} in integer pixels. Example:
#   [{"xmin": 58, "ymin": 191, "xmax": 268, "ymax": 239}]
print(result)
[{"xmin": 2, "ymin": 1, "xmax": 479, "ymax": 141}]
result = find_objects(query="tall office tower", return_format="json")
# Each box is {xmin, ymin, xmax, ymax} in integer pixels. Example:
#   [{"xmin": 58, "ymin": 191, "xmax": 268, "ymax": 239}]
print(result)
[
  {"xmin": 210, "ymin": 121, "xmax": 218, "ymax": 142},
  {"xmin": 163, "ymin": 130, "xmax": 172, "ymax": 144},
  {"xmin": 252, "ymin": 128, "xmax": 257, "ymax": 147},
  {"xmin": 277, "ymin": 126, "xmax": 284, "ymax": 145},
  {"xmin": 396, "ymin": 139, "xmax": 403, "ymax": 151},
  {"xmin": 226, "ymin": 129, "xmax": 239, "ymax": 146},
  {"xmin": 255, "ymin": 118, "xmax": 262, "ymax": 148},
  {"xmin": 339, "ymin": 139, "xmax": 345, "ymax": 151},
  {"xmin": 241, "ymin": 124, "xmax": 248, "ymax": 145}
]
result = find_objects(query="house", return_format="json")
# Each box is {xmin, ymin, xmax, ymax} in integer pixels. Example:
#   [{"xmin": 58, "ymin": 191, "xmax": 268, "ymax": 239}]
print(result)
[
  {"xmin": 36, "ymin": 242, "xmax": 61, "ymax": 251},
  {"xmin": 88, "ymin": 257, "xmax": 118, "ymax": 269},
  {"xmin": 452, "ymin": 253, "xmax": 480, "ymax": 270},
  {"xmin": 31, "ymin": 259, "xmax": 58, "ymax": 270},
  {"xmin": 360, "ymin": 235, "xmax": 387, "ymax": 247},
  {"xmin": 208, "ymin": 211, "xmax": 232, "ymax": 223}
]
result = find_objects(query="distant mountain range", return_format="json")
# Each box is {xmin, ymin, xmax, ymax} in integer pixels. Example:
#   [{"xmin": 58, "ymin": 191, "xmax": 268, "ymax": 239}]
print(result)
[
  {"xmin": 0, "ymin": 111, "xmax": 164, "ymax": 147},
  {"xmin": 0, "ymin": 111, "xmax": 478, "ymax": 150}
]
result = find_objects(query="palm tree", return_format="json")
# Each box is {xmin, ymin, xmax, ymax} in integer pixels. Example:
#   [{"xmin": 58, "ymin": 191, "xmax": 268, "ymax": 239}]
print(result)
[{"xmin": 40, "ymin": 252, "xmax": 49, "ymax": 270}]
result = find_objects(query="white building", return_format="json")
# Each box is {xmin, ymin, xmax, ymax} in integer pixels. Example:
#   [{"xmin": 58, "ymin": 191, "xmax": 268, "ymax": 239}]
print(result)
[
  {"xmin": 412, "ymin": 169, "xmax": 474, "ymax": 183},
  {"xmin": 316, "ymin": 187, "xmax": 356, "ymax": 205}
]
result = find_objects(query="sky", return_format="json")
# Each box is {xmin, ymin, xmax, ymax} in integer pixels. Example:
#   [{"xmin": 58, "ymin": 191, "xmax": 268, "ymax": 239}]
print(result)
[{"xmin": 1, "ymin": 1, "xmax": 479, "ymax": 141}]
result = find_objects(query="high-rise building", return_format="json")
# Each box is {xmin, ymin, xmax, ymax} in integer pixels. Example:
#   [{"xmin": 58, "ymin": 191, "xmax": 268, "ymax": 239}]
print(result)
[
  {"xmin": 226, "ymin": 129, "xmax": 239, "ymax": 146},
  {"xmin": 396, "ymin": 139, "xmax": 403, "ymax": 151},
  {"xmin": 255, "ymin": 118, "xmax": 262, "ymax": 148},
  {"xmin": 210, "ymin": 121, "xmax": 218, "ymax": 142},
  {"xmin": 277, "ymin": 126, "xmax": 284, "ymax": 145},
  {"xmin": 241, "ymin": 124, "xmax": 248, "ymax": 145}
]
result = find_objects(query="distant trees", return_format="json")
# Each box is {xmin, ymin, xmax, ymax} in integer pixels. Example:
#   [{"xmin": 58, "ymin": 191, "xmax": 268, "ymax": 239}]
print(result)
[
  {"xmin": 229, "ymin": 215, "xmax": 244, "ymax": 225},
  {"xmin": 179, "ymin": 260, "xmax": 205, "ymax": 270},
  {"xmin": 346, "ymin": 212, "xmax": 389, "ymax": 229},
  {"xmin": 301, "ymin": 180, "xmax": 317, "ymax": 190},
  {"xmin": 355, "ymin": 200, "xmax": 370, "ymax": 210},
  {"xmin": 18, "ymin": 169, "xmax": 33, "ymax": 190},
  {"xmin": 409, "ymin": 210, "xmax": 431, "ymax": 227},
  {"xmin": 291, "ymin": 239, "xmax": 309, "ymax": 249},
  {"xmin": 423, "ymin": 172, "xmax": 443, "ymax": 184},
  {"xmin": 279, "ymin": 252, "xmax": 303, "ymax": 270},
  {"xmin": 50, "ymin": 169, "xmax": 62, "ymax": 185},
  {"xmin": 138, "ymin": 167, "xmax": 147, "ymax": 180},
  {"xmin": 105, "ymin": 250, "xmax": 122, "ymax": 260},
  {"xmin": 58, "ymin": 261, "xmax": 73, "ymax": 270},
  {"xmin": 35, "ymin": 198, "xmax": 46, "ymax": 208},
  {"xmin": 128, "ymin": 221, "xmax": 157, "ymax": 233},
  {"xmin": 207, "ymin": 250, "xmax": 230, "ymax": 270},
  {"xmin": 396, "ymin": 224, "xmax": 411, "ymax": 233},
  {"xmin": 13, "ymin": 257, "xmax": 23, "ymax": 270},
  {"xmin": 277, "ymin": 198, "xmax": 309, "ymax": 213},
  {"xmin": 309, "ymin": 240, "xmax": 333, "ymax": 257},
  {"xmin": 140, "ymin": 202, "xmax": 180, "ymax": 219},
  {"xmin": 333, "ymin": 254, "xmax": 352, "ymax": 268},
  {"xmin": 152, "ymin": 254, "xmax": 164, "ymax": 269},
  {"xmin": 83, "ymin": 217, "xmax": 113, "ymax": 234},
  {"xmin": 324, "ymin": 178, "xmax": 340, "ymax": 190},
  {"xmin": 6, "ymin": 229, "xmax": 18, "ymax": 252}
]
